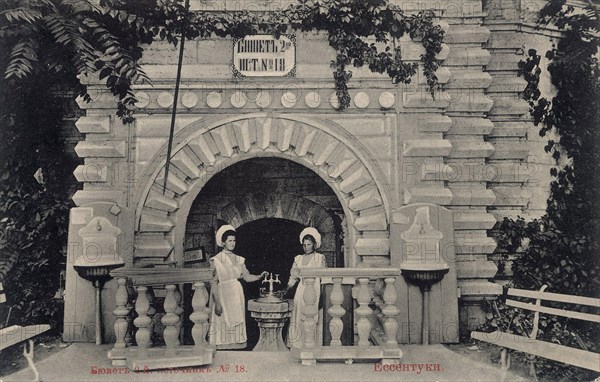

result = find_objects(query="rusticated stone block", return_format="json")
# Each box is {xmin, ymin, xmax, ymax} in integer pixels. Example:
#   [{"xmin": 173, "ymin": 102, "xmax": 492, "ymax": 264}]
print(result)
[
  {"xmin": 457, "ymin": 260, "xmax": 498, "ymax": 279},
  {"xmin": 444, "ymin": 48, "xmax": 491, "ymax": 66},
  {"xmin": 454, "ymin": 211, "xmax": 497, "ymax": 230},
  {"xmin": 448, "ymin": 117, "xmax": 494, "ymax": 135},
  {"xmin": 73, "ymin": 164, "xmax": 109, "ymax": 183},
  {"xmin": 74, "ymin": 141, "xmax": 126, "ymax": 158},
  {"xmin": 458, "ymin": 280, "xmax": 503, "ymax": 298},
  {"xmin": 403, "ymin": 139, "xmax": 453, "ymax": 157},
  {"xmin": 404, "ymin": 187, "xmax": 453, "ymax": 205},
  {"xmin": 445, "ymin": 26, "xmax": 490, "ymax": 43},
  {"xmin": 354, "ymin": 238, "xmax": 389, "ymax": 256},
  {"xmin": 72, "ymin": 190, "xmax": 123, "ymax": 206},
  {"xmin": 448, "ymin": 140, "xmax": 494, "ymax": 158},
  {"xmin": 75, "ymin": 116, "xmax": 110, "ymax": 133}
]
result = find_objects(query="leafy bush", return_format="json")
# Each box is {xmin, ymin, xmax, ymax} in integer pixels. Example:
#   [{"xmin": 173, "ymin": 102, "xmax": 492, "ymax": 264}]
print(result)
[{"xmin": 486, "ymin": 0, "xmax": 600, "ymax": 379}]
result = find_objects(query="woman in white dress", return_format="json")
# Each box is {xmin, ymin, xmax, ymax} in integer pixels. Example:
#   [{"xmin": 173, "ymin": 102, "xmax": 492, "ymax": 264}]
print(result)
[
  {"xmin": 209, "ymin": 224, "xmax": 268, "ymax": 349},
  {"xmin": 284, "ymin": 227, "xmax": 327, "ymax": 349}
]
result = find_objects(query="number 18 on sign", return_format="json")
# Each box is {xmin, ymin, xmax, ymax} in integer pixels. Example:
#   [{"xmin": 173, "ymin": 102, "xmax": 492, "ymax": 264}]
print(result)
[{"xmin": 232, "ymin": 35, "xmax": 296, "ymax": 78}]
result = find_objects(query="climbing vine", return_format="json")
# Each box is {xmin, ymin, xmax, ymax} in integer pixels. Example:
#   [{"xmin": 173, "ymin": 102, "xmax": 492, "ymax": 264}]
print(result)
[
  {"xmin": 0, "ymin": 0, "xmax": 443, "ymax": 327},
  {"xmin": 2, "ymin": 0, "xmax": 444, "ymax": 122},
  {"xmin": 487, "ymin": 0, "xmax": 599, "ymax": 379}
]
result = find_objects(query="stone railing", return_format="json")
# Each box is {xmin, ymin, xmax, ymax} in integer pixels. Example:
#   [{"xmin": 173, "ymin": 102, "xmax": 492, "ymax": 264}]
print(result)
[
  {"xmin": 292, "ymin": 267, "xmax": 402, "ymax": 365},
  {"xmin": 107, "ymin": 268, "xmax": 214, "ymax": 370}
]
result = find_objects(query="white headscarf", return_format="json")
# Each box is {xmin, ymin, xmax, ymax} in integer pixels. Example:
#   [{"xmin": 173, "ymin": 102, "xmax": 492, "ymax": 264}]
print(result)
[
  {"xmin": 299, "ymin": 227, "xmax": 321, "ymax": 249},
  {"xmin": 216, "ymin": 224, "xmax": 236, "ymax": 247}
]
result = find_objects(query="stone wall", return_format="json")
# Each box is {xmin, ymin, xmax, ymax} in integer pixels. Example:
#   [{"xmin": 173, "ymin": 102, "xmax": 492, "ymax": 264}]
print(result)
[{"xmin": 64, "ymin": 0, "xmax": 557, "ymax": 342}]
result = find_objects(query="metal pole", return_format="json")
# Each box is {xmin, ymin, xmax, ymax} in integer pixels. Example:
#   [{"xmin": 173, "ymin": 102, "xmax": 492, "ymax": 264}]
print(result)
[{"xmin": 163, "ymin": 0, "xmax": 190, "ymax": 195}]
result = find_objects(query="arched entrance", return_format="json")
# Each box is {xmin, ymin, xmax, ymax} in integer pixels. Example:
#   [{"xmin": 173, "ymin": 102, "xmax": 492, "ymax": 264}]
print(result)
[
  {"xmin": 183, "ymin": 157, "xmax": 345, "ymax": 349},
  {"xmin": 133, "ymin": 115, "xmax": 392, "ymax": 268}
]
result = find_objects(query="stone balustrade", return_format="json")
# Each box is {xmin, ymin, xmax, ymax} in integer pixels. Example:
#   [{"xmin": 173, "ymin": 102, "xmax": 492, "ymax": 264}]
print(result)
[
  {"xmin": 107, "ymin": 268, "xmax": 214, "ymax": 370},
  {"xmin": 292, "ymin": 268, "xmax": 402, "ymax": 365}
]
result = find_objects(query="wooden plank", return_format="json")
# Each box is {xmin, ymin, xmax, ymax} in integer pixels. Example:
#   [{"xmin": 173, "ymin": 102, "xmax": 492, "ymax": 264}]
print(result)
[
  {"xmin": 508, "ymin": 288, "xmax": 600, "ymax": 308},
  {"xmin": 471, "ymin": 331, "xmax": 600, "ymax": 372},
  {"xmin": 0, "ymin": 325, "xmax": 51, "ymax": 351},
  {"xmin": 507, "ymin": 300, "xmax": 600, "ymax": 323}
]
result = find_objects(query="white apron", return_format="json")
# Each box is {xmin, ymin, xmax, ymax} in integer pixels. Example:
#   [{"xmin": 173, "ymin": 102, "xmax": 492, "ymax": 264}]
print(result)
[
  {"xmin": 209, "ymin": 251, "xmax": 247, "ymax": 348},
  {"xmin": 287, "ymin": 252, "xmax": 326, "ymax": 349}
]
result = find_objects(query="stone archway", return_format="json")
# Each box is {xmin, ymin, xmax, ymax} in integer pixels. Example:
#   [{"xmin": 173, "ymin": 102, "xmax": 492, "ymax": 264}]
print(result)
[{"xmin": 133, "ymin": 115, "xmax": 391, "ymax": 267}]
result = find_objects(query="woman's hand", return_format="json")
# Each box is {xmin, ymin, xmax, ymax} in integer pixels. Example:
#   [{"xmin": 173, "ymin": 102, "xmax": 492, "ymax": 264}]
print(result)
[{"xmin": 214, "ymin": 302, "xmax": 223, "ymax": 317}]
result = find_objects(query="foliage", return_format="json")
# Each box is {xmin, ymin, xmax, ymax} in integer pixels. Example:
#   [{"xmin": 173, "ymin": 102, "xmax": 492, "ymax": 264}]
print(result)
[
  {"xmin": 0, "ymin": 0, "xmax": 443, "ymax": 329},
  {"xmin": 487, "ymin": 0, "xmax": 600, "ymax": 379},
  {"xmin": 2, "ymin": 0, "xmax": 444, "ymax": 121},
  {"xmin": 0, "ymin": 76, "xmax": 74, "ymax": 329}
]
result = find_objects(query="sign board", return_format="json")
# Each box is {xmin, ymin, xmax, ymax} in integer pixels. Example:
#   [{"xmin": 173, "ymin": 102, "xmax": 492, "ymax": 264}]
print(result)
[
  {"xmin": 232, "ymin": 35, "xmax": 296, "ymax": 78},
  {"xmin": 184, "ymin": 248, "xmax": 205, "ymax": 265}
]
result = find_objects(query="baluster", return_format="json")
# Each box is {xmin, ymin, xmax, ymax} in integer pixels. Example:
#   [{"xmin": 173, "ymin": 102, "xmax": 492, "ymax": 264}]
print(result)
[
  {"xmin": 174, "ymin": 285, "xmax": 184, "ymax": 342},
  {"xmin": 146, "ymin": 287, "xmax": 156, "ymax": 344},
  {"xmin": 111, "ymin": 278, "xmax": 130, "ymax": 352},
  {"xmin": 329, "ymin": 277, "xmax": 345, "ymax": 346},
  {"xmin": 302, "ymin": 277, "xmax": 318, "ymax": 349},
  {"xmin": 162, "ymin": 284, "xmax": 181, "ymax": 355},
  {"xmin": 190, "ymin": 282, "xmax": 210, "ymax": 353},
  {"xmin": 133, "ymin": 286, "xmax": 152, "ymax": 356},
  {"xmin": 355, "ymin": 277, "xmax": 372, "ymax": 347},
  {"xmin": 124, "ymin": 282, "xmax": 135, "ymax": 347},
  {"xmin": 382, "ymin": 277, "xmax": 400, "ymax": 349}
]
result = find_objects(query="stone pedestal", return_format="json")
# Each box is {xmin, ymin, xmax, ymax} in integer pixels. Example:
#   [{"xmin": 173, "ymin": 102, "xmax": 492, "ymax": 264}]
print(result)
[{"xmin": 248, "ymin": 299, "xmax": 292, "ymax": 352}]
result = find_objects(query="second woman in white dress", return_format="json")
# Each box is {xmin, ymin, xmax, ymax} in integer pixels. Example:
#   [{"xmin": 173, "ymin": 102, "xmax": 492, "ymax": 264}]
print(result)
[{"xmin": 284, "ymin": 227, "xmax": 327, "ymax": 349}]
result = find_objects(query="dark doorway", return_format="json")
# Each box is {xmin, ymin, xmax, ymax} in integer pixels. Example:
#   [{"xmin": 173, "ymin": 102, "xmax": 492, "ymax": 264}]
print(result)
[{"xmin": 235, "ymin": 218, "xmax": 304, "ymax": 349}]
